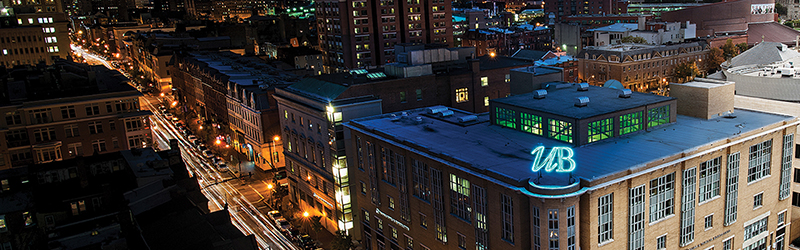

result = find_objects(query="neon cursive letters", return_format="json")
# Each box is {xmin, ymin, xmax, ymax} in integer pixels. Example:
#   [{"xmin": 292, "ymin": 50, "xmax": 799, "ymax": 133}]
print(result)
[{"xmin": 530, "ymin": 146, "xmax": 576, "ymax": 173}]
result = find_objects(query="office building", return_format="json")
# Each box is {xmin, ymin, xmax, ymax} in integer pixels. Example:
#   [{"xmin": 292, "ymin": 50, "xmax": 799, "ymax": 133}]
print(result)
[
  {"xmin": 578, "ymin": 42, "xmax": 709, "ymax": 93},
  {"xmin": 0, "ymin": 0, "xmax": 70, "ymax": 67},
  {"xmin": 0, "ymin": 60, "xmax": 152, "ymax": 170},
  {"xmin": 314, "ymin": 0, "xmax": 453, "ymax": 72},
  {"xmin": 544, "ymin": 0, "xmax": 627, "ymax": 23},
  {"xmin": 346, "ymin": 80, "xmax": 796, "ymax": 250},
  {"xmin": 709, "ymin": 41, "xmax": 800, "ymax": 102}
]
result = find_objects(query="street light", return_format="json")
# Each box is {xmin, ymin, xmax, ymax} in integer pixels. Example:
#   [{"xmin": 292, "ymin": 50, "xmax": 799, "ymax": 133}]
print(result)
[{"xmin": 303, "ymin": 211, "xmax": 309, "ymax": 217}]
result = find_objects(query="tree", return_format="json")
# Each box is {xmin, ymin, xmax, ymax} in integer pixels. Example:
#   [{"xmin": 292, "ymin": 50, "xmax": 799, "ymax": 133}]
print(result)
[
  {"xmin": 621, "ymin": 36, "xmax": 648, "ymax": 44},
  {"xmin": 777, "ymin": 3, "xmax": 788, "ymax": 16},
  {"xmin": 705, "ymin": 47, "xmax": 726, "ymax": 73},
  {"xmin": 721, "ymin": 39, "xmax": 739, "ymax": 59},
  {"xmin": 331, "ymin": 230, "xmax": 354, "ymax": 250},
  {"xmin": 736, "ymin": 43, "xmax": 749, "ymax": 53},
  {"xmin": 672, "ymin": 61, "xmax": 700, "ymax": 83}
]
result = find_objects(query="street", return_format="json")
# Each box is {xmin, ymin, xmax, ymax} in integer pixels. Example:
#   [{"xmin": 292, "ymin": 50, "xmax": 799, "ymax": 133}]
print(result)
[{"xmin": 73, "ymin": 45, "xmax": 298, "ymax": 250}]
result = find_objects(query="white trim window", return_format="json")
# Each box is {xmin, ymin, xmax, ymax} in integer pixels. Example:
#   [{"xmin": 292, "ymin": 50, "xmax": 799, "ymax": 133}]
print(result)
[
  {"xmin": 779, "ymin": 134, "xmax": 793, "ymax": 200},
  {"xmin": 698, "ymin": 157, "xmax": 721, "ymax": 202},
  {"xmin": 680, "ymin": 168, "xmax": 696, "ymax": 246},
  {"xmin": 598, "ymin": 193, "xmax": 613, "ymax": 244},
  {"xmin": 650, "ymin": 172, "xmax": 675, "ymax": 222},
  {"xmin": 747, "ymin": 139, "xmax": 772, "ymax": 183},
  {"xmin": 724, "ymin": 152, "xmax": 740, "ymax": 225},
  {"xmin": 629, "ymin": 185, "xmax": 646, "ymax": 250}
]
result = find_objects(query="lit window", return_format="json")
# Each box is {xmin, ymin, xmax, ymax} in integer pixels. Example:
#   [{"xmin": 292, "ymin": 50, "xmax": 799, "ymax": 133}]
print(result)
[
  {"xmin": 588, "ymin": 118, "xmax": 613, "ymax": 143},
  {"xmin": 598, "ymin": 193, "xmax": 613, "ymax": 243},
  {"xmin": 495, "ymin": 107, "xmax": 516, "ymax": 129},
  {"xmin": 480, "ymin": 76, "xmax": 488, "ymax": 86},
  {"xmin": 455, "ymin": 88, "xmax": 468, "ymax": 103},
  {"xmin": 0, "ymin": 215, "xmax": 6, "ymax": 232},
  {"xmin": 620, "ymin": 111, "xmax": 643, "ymax": 135},
  {"xmin": 548, "ymin": 119, "xmax": 573, "ymax": 143}
]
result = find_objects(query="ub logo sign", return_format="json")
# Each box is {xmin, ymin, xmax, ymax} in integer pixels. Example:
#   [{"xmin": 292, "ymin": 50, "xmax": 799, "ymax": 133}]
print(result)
[{"xmin": 530, "ymin": 146, "xmax": 576, "ymax": 173}]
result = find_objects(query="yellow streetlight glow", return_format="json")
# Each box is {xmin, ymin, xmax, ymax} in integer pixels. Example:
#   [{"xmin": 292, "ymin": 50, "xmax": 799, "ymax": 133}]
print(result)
[
  {"xmin": 215, "ymin": 139, "xmax": 222, "ymax": 145},
  {"xmin": 160, "ymin": 93, "xmax": 165, "ymax": 97},
  {"xmin": 267, "ymin": 184, "xmax": 273, "ymax": 189},
  {"xmin": 303, "ymin": 211, "xmax": 309, "ymax": 217},
  {"xmin": 273, "ymin": 135, "xmax": 280, "ymax": 141},
  {"xmin": 171, "ymin": 101, "xmax": 178, "ymax": 106}
]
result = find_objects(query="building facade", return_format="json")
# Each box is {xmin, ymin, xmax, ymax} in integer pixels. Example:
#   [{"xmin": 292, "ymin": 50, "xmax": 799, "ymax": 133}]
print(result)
[
  {"xmin": 0, "ymin": 0, "xmax": 70, "ymax": 67},
  {"xmin": 0, "ymin": 61, "xmax": 151, "ymax": 170},
  {"xmin": 171, "ymin": 51, "xmax": 293, "ymax": 171},
  {"xmin": 315, "ymin": 0, "xmax": 453, "ymax": 72},
  {"xmin": 346, "ymin": 80, "xmax": 797, "ymax": 250},
  {"xmin": 578, "ymin": 42, "xmax": 709, "ymax": 93}
]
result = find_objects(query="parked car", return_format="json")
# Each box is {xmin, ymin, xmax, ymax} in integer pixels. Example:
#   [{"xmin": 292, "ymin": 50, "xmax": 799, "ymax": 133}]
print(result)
[
  {"xmin": 202, "ymin": 150, "xmax": 214, "ymax": 158},
  {"xmin": 267, "ymin": 211, "xmax": 283, "ymax": 222},
  {"xmin": 275, "ymin": 218, "xmax": 292, "ymax": 232},
  {"xmin": 188, "ymin": 135, "xmax": 198, "ymax": 144},
  {"xmin": 274, "ymin": 170, "xmax": 287, "ymax": 180},
  {"xmin": 217, "ymin": 163, "xmax": 228, "ymax": 171},
  {"xmin": 164, "ymin": 113, "xmax": 173, "ymax": 119},
  {"xmin": 198, "ymin": 145, "xmax": 208, "ymax": 152},
  {"xmin": 158, "ymin": 105, "xmax": 167, "ymax": 113},
  {"xmin": 298, "ymin": 235, "xmax": 314, "ymax": 249}
]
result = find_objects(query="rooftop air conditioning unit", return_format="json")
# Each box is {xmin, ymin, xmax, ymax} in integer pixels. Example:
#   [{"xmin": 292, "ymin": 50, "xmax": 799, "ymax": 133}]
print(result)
[
  {"xmin": 427, "ymin": 107, "xmax": 448, "ymax": 114},
  {"xmin": 575, "ymin": 96, "xmax": 589, "ymax": 107},
  {"xmin": 577, "ymin": 82, "xmax": 589, "ymax": 91},
  {"xmin": 619, "ymin": 89, "xmax": 632, "ymax": 98},
  {"xmin": 533, "ymin": 89, "xmax": 547, "ymax": 99},
  {"xmin": 458, "ymin": 115, "xmax": 478, "ymax": 123},
  {"xmin": 439, "ymin": 110, "xmax": 454, "ymax": 117}
]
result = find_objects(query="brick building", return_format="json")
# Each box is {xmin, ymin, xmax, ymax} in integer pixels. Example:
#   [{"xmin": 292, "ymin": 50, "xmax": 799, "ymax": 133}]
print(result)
[
  {"xmin": 0, "ymin": 0, "xmax": 70, "ymax": 68},
  {"xmin": 577, "ymin": 42, "xmax": 709, "ymax": 93},
  {"xmin": 314, "ymin": 0, "xmax": 453, "ymax": 72},
  {"xmin": 544, "ymin": 0, "xmax": 628, "ymax": 22},
  {"xmin": 461, "ymin": 25, "xmax": 552, "ymax": 57},
  {"xmin": 346, "ymin": 80, "xmax": 796, "ymax": 250},
  {"xmin": 170, "ymin": 51, "xmax": 295, "ymax": 170},
  {"xmin": 0, "ymin": 60, "xmax": 151, "ymax": 170}
]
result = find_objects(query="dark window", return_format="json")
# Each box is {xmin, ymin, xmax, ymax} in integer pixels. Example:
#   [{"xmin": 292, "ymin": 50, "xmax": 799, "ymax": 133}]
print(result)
[{"xmin": 793, "ymin": 192, "xmax": 800, "ymax": 207}]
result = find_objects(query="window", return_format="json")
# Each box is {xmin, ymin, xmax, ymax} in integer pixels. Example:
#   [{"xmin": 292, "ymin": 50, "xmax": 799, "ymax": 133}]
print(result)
[
  {"xmin": 377, "ymin": 217, "xmax": 383, "ymax": 231},
  {"xmin": 388, "ymin": 196, "xmax": 395, "ymax": 209},
  {"xmin": 501, "ymin": 194, "xmax": 514, "ymax": 242},
  {"xmin": 474, "ymin": 185, "xmax": 488, "ymax": 250},
  {"xmin": 753, "ymin": 193, "xmax": 763, "ymax": 209},
  {"xmin": 400, "ymin": 91, "xmax": 407, "ymax": 103},
  {"xmin": 495, "ymin": 107, "xmax": 516, "ymax": 129},
  {"xmin": 416, "ymin": 89, "xmax": 422, "ymax": 101},
  {"xmin": 704, "ymin": 215, "xmax": 713, "ymax": 230},
  {"xmin": 60, "ymin": 105, "xmax": 76, "ymax": 119},
  {"xmin": 744, "ymin": 238, "xmax": 766, "ymax": 250},
  {"xmin": 521, "ymin": 113, "xmax": 543, "ymax": 135},
  {"xmin": 391, "ymin": 226, "xmax": 397, "ymax": 239},
  {"xmin": 360, "ymin": 182, "xmax": 366, "ymax": 194},
  {"xmin": 1, "ymin": 180, "xmax": 8, "ymax": 192},
  {"xmin": 722, "ymin": 237, "xmax": 733, "ymax": 250},
  {"xmin": 566, "ymin": 206, "xmax": 575, "ymax": 250},
  {"xmin": 629, "ymin": 185, "xmax": 646, "ymax": 250},
  {"xmin": 33, "ymin": 127, "xmax": 55, "ymax": 142},
  {"xmin": 480, "ymin": 76, "xmax": 488, "ymax": 86},
  {"xmin": 64, "ymin": 124, "xmax": 79, "ymax": 137},
  {"xmin": 532, "ymin": 206, "xmax": 541, "ymax": 249},
  {"xmin": 0, "ymin": 215, "xmax": 6, "ymax": 232},
  {"xmin": 36, "ymin": 147, "xmax": 61, "ymax": 163},
  {"xmin": 724, "ymin": 152, "xmax": 740, "ymax": 225},
  {"xmin": 620, "ymin": 111, "xmax": 643, "ymax": 135},
  {"xmin": 598, "ymin": 193, "xmax": 613, "ymax": 243},
  {"xmin": 67, "ymin": 143, "xmax": 82, "ymax": 157},
  {"xmin": 455, "ymin": 88, "xmax": 468, "ymax": 103},
  {"xmin": 420, "ymin": 213, "xmax": 427, "ymax": 228},
  {"xmin": 458, "ymin": 233, "xmax": 466, "ymax": 249},
  {"xmin": 548, "ymin": 119, "xmax": 573, "ymax": 143},
  {"xmin": 548, "ymin": 209, "xmax": 558, "ymax": 250},
  {"xmin": 125, "ymin": 118, "xmax": 144, "ymax": 132},
  {"xmin": 780, "ymin": 134, "xmax": 794, "ymax": 200},
  {"xmin": 505, "ymin": 74, "xmax": 511, "ymax": 82},
  {"xmin": 778, "ymin": 211, "xmax": 786, "ymax": 226},
  {"xmin": 128, "ymin": 134, "xmax": 147, "ymax": 148},
  {"xmin": 649, "ymin": 172, "xmax": 675, "ymax": 222},
  {"xmin": 484, "ymin": 96, "xmax": 489, "ymax": 107},
  {"xmin": 698, "ymin": 157, "xmax": 721, "ymax": 203},
  {"xmin": 744, "ymin": 217, "xmax": 768, "ymax": 241},
  {"xmin": 431, "ymin": 168, "xmax": 447, "ymax": 243},
  {"xmin": 411, "ymin": 159, "xmax": 431, "ymax": 202},
  {"xmin": 794, "ymin": 192, "xmax": 800, "ymax": 207},
  {"xmin": 88, "ymin": 121, "xmax": 103, "ymax": 134},
  {"xmin": 405, "ymin": 235, "xmax": 413, "ymax": 249},
  {"xmin": 656, "ymin": 235, "xmax": 667, "ymax": 250},
  {"xmin": 5, "ymin": 111, "xmax": 21, "ymax": 125},
  {"xmin": 747, "ymin": 139, "xmax": 772, "ymax": 183},
  {"xmin": 85, "ymin": 104, "xmax": 100, "ymax": 116},
  {"xmin": 92, "ymin": 139, "xmax": 106, "ymax": 153},
  {"xmin": 449, "ymin": 174, "xmax": 471, "ymax": 221},
  {"xmin": 588, "ymin": 118, "xmax": 613, "ymax": 143}
]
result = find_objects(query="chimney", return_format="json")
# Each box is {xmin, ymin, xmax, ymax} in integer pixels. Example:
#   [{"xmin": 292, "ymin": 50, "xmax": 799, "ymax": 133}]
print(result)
[
  {"xmin": 638, "ymin": 16, "xmax": 646, "ymax": 31},
  {"xmin": 468, "ymin": 58, "xmax": 480, "ymax": 73}
]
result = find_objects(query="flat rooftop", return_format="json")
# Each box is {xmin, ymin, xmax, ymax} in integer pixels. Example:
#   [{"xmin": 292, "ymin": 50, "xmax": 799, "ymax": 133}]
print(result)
[
  {"xmin": 493, "ymin": 84, "xmax": 673, "ymax": 119},
  {"xmin": 348, "ymin": 106, "xmax": 793, "ymax": 189}
]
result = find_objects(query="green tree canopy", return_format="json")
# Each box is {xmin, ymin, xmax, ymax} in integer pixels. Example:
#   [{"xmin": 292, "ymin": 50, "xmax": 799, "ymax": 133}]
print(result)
[
  {"xmin": 721, "ymin": 39, "xmax": 739, "ymax": 59},
  {"xmin": 672, "ymin": 61, "xmax": 700, "ymax": 83},
  {"xmin": 736, "ymin": 43, "xmax": 749, "ymax": 54},
  {"xmin": 621, "ymin": 36, "xmax": 648, "ymax": 44},
  {"xmin": 705, "ymin": 47, "xmax": 726, "ymax": 74},
  {"xmin": 331, "ymin": 231, "xmax": 354, "ymax": 250}
]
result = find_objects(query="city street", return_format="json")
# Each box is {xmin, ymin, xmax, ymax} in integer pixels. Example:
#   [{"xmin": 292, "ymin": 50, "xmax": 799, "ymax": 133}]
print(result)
[{"xmin": 72, "ymin": 46, "xmax": 297, "ymax": 250}]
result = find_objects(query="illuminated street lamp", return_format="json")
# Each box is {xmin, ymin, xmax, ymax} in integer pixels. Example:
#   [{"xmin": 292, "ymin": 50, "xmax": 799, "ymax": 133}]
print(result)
[{"xmin": 303, "ymin": 211, "xmax": 309, "ymax": 217}]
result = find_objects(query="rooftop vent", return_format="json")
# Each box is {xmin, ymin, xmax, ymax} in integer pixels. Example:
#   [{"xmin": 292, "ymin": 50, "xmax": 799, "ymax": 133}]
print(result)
[
  {"xmin": 533, "ymin": 89, "xmax": 547, "ymax": 99},
  {"xmin": 577, "ymin": 82, "xmax": 589, "ymax": 91},
  {"xmin": 575, "ymin": 96, "xmax": 589, "ymax": 107},
  {"xmin": 458, "ymin": 115, "xmax": 478, "ymax": 123},
  {"xmin": 619, "ymin": 89, "xmax": 632, "ymax": 98},
  {"xmin": 414, "ymin": 117, "xmax": 423, "ymax": 123},
  {"xmin": 427, "ymin": 107, "xmax": 449, "ymax": 114},
  {"xmin": 439, "ymin": 110, "xmax": 454, "ymax": 117},
  {"xmin": 390, "ymin": 114, "xmax": 400, "ymax": 121}
]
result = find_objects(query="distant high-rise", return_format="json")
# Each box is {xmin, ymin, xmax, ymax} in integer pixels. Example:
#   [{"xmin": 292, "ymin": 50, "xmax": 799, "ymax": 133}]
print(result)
[
  {"xmin": 315, "ymin": 0, "xmax": 453, "ymax": 72},
  {"xmin": 0, "ymin": 0, "xmax": 70, "ymax": 67},
  {"xmin": 544, "ymin": 0, "xmax": 626, "ymax": 23}
]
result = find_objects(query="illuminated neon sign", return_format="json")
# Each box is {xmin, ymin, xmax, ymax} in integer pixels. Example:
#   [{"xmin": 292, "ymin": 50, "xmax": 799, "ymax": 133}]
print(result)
[{"xmin": 531, "ymin": 146, "xmax": 576, "ymax": 173}]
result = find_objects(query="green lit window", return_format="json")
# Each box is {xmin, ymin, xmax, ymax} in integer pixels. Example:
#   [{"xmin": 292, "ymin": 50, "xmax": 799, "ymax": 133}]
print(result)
[
  {"xmin": 548, "ymin": 119, "xmax": 573, "ymax": 143},
  {"xmin": 495, "ymin": 107, "xmax": 516, "ymax": 129},
  {"xmin": 588, "ymin": 118, "xmax": 613, "ymax": 143},
  {"xmin": 648, "ymin": 105, "xmax": 670, "ymax": 127},
  {"xmin": 521, "ymin": 113, "xmax": 543, "ymax": 135},
  {"xmin": 620, "ymin": 112, "xmax": 643, "ymax": 135}
]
